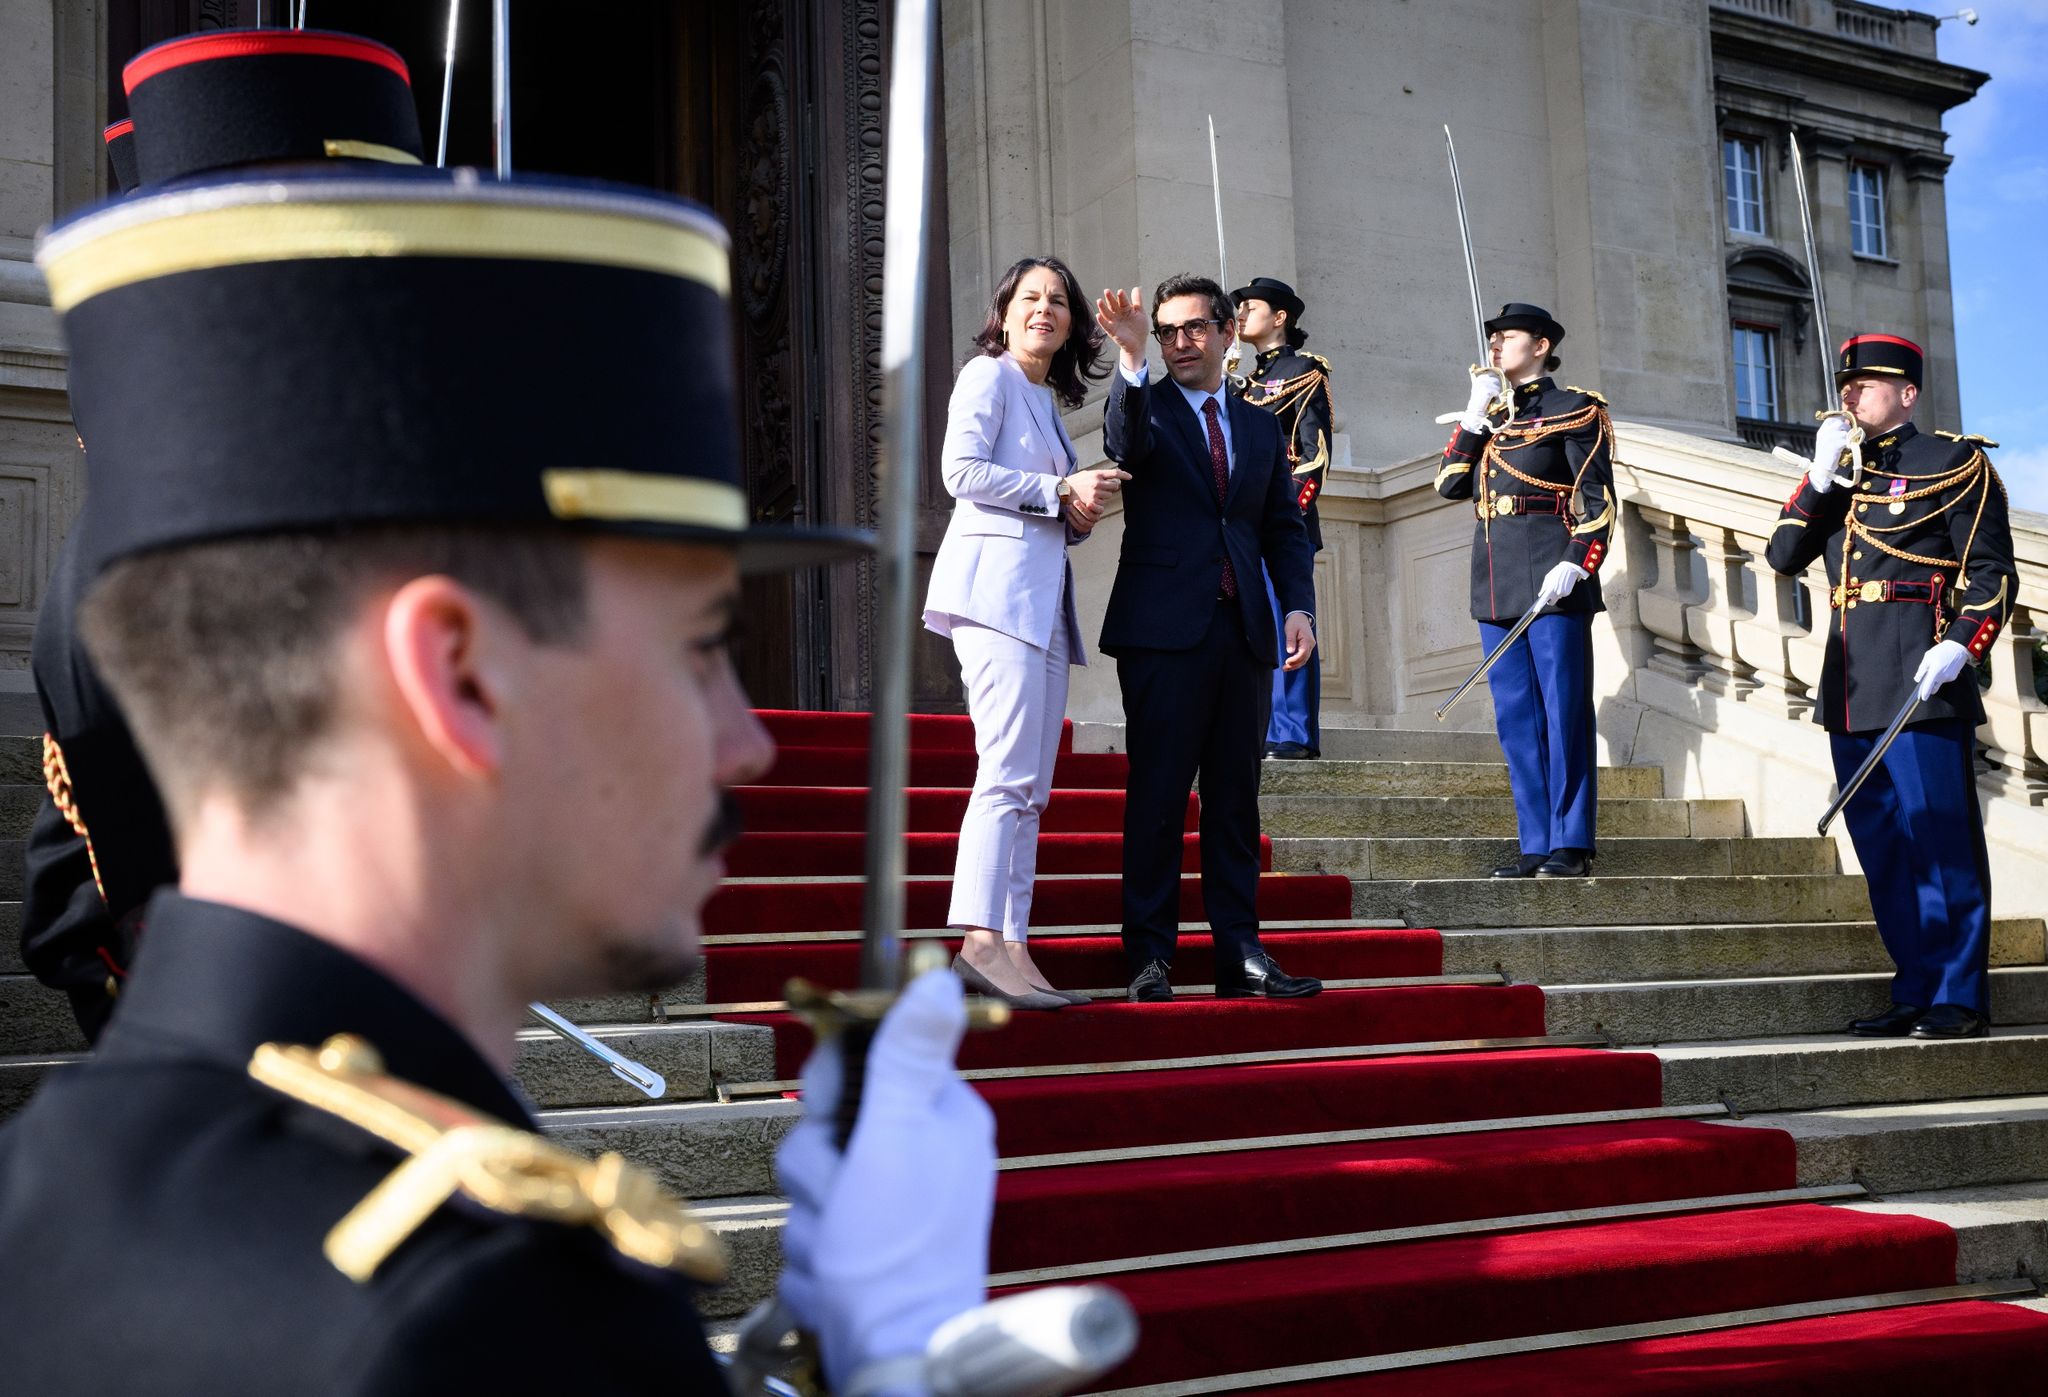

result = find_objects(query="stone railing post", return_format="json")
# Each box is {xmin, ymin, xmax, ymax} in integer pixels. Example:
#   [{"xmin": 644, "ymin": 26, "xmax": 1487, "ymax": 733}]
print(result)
[
  {"xmin": 1681, "ymin": 524, "xmax": 1760, "ymax": 699},
  {"xmin": 1634, "ymin": 505, "xmax": 1708, "ymax": 682},
  {"xmin": 1977, "ymin": 604, "xmax": 2048, "ymax": 805},
  {"xmin": 1729, "ymin": 525, "xmax": 1812, "ymax": 717}
]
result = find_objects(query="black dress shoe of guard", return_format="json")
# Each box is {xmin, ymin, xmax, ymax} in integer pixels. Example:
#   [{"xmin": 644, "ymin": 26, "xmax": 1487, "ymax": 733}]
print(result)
[
  {"xmin": 1847, "ymin": 1002, "xmax": 1924, "ymax": 1037},
  {"xmin": 1534, "ymin": 848, "xmax": 1594, "ymax": 878},
  {"xmin": 1128, "ymin": 960, "xmax": 1174, "ymax": 1003},
  {"xmin": 1268, "ymin": 742, "xmax": 1316, "ymax": 760},
  {"xmin": 1911, "ymin": 1004, "xmax": 1990, "ymax": 1040},
  {"xmin": 1492, "ymin": 853, "xmax": 1549, "ymax": 879},
  {"xmin": 1217, "ymin": 952, "xmax": 1323, "ymax": 999}
]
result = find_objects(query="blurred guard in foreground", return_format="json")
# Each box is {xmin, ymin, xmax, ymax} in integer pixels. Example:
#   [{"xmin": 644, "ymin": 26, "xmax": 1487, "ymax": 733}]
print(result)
[
  {"xmin": 24, "ymin": 28, "xmax": 428, "ymax": 1041},
  {"xmin": 0, "ymin": 160, "xmax": 994, "ymax": 1393}
]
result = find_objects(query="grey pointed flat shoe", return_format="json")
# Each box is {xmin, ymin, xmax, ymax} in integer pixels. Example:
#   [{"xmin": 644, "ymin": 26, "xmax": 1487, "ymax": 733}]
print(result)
[{"xmin": 951, "ymin": 954, "xmax": 1069, "ymax": 1011}]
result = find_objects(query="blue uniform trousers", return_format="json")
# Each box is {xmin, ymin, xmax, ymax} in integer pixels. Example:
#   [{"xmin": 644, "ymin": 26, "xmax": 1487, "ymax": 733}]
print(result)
[
  {"xmin": 1263, "ymin": 566, "xmax": 1320, "ymax": 751},
  {"xmin": 1479, "ymin": 611, "xmax": 1596, "ymax": 855},
  {"xmin": 1830, "ymin": 717, "xmax": 1991, "ymax": 1014}
]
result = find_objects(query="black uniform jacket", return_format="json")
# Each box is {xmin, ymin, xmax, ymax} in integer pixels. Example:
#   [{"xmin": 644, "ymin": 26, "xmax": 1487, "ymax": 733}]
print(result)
[
  {"xmin": 0, "ymin": 894, "xmax": 728, "ymax": 1396},
  {"xmin": 1099, "ymin": 372, "xmax": 1316, "ymax": 661},
  {"xmin": 1234, "ymin": 345, "xmax": 1334, "ymax": 551},
  {"xmin": 1435, "ymin": 377, "xmax": 1616, "ymax": 623},
  {"xmin": 21, "ymin": 525, "xmax": 178, "ymax": 1039},
  {"xmin": 1766, "ymin": 423, "xmax": 2017, "ymax": 734}
]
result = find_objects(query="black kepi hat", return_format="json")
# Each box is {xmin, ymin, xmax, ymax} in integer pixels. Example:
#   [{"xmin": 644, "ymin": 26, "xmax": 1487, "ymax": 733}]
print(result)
[
  {"xmin": 103, "ymin": 121, "xmax": 138, "ymax": 195},
  {"xmin": 36, "ymin": 169, "xmax": 869, "ymax": 575},
  {"xmin": 1835, "ymin": 333, "xmax": 1923, "ymax": 390},
  {"xmin": 124, "ymin": 29, "xmax": 423, "ymax": 188},
  {"xmin": 1484, "ymin": 303, "xmax": 1566, "ymax": 348},
  {"xmin": 1230, "ymin": 276, "xmax": 1306, "ymax": 326}
]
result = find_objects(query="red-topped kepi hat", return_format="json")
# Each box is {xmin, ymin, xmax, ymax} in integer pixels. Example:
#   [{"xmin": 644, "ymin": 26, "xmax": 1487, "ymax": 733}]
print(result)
[
  {"xmin": 102, "ymin": 121, "xmax": 138, "ymax": 195},
  {"xmin": 123, "ymin": 29, "xmax": 423, "ymax": 187},
  {"xmin": 1835, "ymin": 333, "xmax": 1923, "ymax": 389}
]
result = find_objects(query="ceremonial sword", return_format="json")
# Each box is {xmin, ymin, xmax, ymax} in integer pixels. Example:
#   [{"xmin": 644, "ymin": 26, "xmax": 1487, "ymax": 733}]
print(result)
[
  {"xmin": 1434, "ymin": 597, "xmax": 1544, "ymax": 722},
  {"xmin": 1770, "ymin": 130, "xmax": 1863, "ymax": 488},
  {"xmin": 435, "ymin": 0, "xmax": 461, "ymax": 169},
  {"xmin": 1209, "ymin": 116, "xmax": 1249, "ymax": 384},
  {"xmin": 1818, "ymin": 692, "xmax": 1921, "ymax": 835},
  {"xmin": 1443, "ymin": 126, "xmax": 1512, "ymax": 423}
]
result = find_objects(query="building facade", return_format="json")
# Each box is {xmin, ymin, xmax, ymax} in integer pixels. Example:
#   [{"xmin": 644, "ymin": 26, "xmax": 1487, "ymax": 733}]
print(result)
[{"xmin": 0, "ymin": 0, "xmax": 1990, "ymax": 718}]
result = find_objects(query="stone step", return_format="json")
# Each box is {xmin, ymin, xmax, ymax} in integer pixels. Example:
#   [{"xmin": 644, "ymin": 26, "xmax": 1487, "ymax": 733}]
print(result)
[
  {"xmin": 0, "ymin": 735, "xmax": 44, "ymax": 784},
  {"xmin": 1353, "ymin": 873, "xmax": 1873, "ymax": 930},
  {"xmin": 1276, "ymin": 836, "xmax": 1835, "ymax": 882},
  {"xmin": 1259, "ymin": 795, "xmax": 1744, "ymax": 840},
  {"xmin": 1751, "ymin": 1094, "xmax": 2048, "ymax": 1197},
  {"xmin": 1257, "ymin": 760, "xmax": 1663, "ymax": 800},
  {"xmin": 1442, "ymin": 917, "xmax": 2045, "ymax": 986},
  {"xmin": 0, "ymin": 785, "xmax": 41, "ymax": 839},
  {"xmin": 1545, "ymin": 968, "xmax": 2048, "ymax": 1046},
  {"xmin": 1841, "ymin": 1180, "xmax": 2048, "ymax": 1285},
  {"xmin": 0, "ymin": 974, "xmax": 86, "ymax": 1056},
  {"xmin": 0, "ymin": 902, "xmax": 23, "ymax": 975},
  {"xmin": 0, "ymin": 1050, "xmax": 79, "ymax": 1120},
  {"xmin": 1655, "ymin": 1027, "xmax": 2048, "ymax": 1116},
  {"xmin": 513, "ymin": 1020, "xmax": 774, "ymax": 1108},
  {"xmin": 544, "ymin": 1097, "xmax": 801, "ymax": 1203}
]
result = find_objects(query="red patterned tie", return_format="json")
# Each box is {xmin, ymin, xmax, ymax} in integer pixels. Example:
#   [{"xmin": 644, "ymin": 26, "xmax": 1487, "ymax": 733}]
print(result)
[{"xmin": 1202, "ymin": 398, "xmax": 1238, "ymax": 598}]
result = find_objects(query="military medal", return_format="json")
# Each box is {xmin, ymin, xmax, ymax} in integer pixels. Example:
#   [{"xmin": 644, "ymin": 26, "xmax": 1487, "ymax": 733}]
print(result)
[{"xmin": 1888, "ymin": 476, "xmax": 1907, "ymax": 516}]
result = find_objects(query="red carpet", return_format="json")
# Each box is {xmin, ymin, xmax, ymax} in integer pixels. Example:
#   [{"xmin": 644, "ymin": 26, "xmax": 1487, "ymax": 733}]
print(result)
[
  {"xmin": 976, "ymin": 1048, "xmax": 1665, "ymax": 1157},
  {"xmin": 737, "ymin": 709, "xmax": 2048, "ymax": 1387},
  {"xmin": 757, "ymin": 708, "xmax": 1063, "ymax": 755},
  {"xmin": 725, "ymin": 984, "xmax": 1549, "ymax": 1078},
  {"xmin": 703, "ymin": 871, "xmax": 1353, "ymax": 936},
  {"xmin": 724, "ymin": 830, "xmax": 1269, "ymax": 877},
  {"xmin": 704, "ymin": 927, "xmax": 1441, "ymax": 1004},
  {"xmin": 1047, "ymin": 1205, "xmax": 1958, "ymax": 1388},
  {"xmin": 990, "ymin": 1118, "xmax": 1796, "ymax": 1272},
  {"xmin": 1281, "ymin": 1301, "xmax": 2048, "ymax": 1393},
  {"xmin": 759, "ymin": 746, "xmax": 1129, "ymax": 788},
  {"xmin": 734, "ymin": 785, "xmax": 1194, "ymax": 834}
]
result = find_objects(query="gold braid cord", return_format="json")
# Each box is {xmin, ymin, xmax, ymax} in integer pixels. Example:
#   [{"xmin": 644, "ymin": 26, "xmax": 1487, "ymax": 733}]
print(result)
[
  {"xmin": 1245, "ymin": 366, "xmax": 1331, "ymax": 469},
  {"xmin": 41, "ymin": 734, "xmax": 105, "ymax": 901},
  {"xmin": 249, "ymin": 1035, "xmax": 727, "ymax": 1285},
  {"xmin": 1478, "ymin": 403, "xmax": 1615, "ymax": 529},
  {"xmin": 1846, "ymin": 449, "xmax": 1995, "ymax": 573}
]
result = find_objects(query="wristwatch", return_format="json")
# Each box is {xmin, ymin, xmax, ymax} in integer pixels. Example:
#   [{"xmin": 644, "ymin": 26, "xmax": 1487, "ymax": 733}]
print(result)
[{"xmin": 1056, "ymin": 476, "xmax": 1075, "ymax": 500}]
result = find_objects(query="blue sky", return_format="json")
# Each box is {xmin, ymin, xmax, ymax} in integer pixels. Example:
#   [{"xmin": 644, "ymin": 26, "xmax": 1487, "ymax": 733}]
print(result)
[{"xmin": 1938, "ymin": 2, "xmax": 2048, "ymax": 515}]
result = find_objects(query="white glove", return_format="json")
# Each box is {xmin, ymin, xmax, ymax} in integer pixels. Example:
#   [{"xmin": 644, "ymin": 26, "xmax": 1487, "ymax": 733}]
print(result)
[
  {"xmin": 776, "ymin": 969, "xmax": 997, "ymax": 1395},
  {"xmin": 1913, "ymin": 639, "xmax": 1971, "ymax": 701},
  {"xmin": 1461, "ymin": 370, "xmax": 1505, "ymax": 433},
  {"xmin": 1809, "ymin": 416, "xmax": 1854, "ymax": 494},
  {"xmin": 1536, "ymin": 560, "xmax": 1589, "ymax": 610}
]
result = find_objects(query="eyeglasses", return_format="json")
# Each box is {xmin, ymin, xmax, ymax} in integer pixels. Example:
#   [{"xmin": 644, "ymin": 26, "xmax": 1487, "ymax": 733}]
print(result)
[{"xmin": 1152, "ymin": 319, "xmax": 1228, "ymax": 346}]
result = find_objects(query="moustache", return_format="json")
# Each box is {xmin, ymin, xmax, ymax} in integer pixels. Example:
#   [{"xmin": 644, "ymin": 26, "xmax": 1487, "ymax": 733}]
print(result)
[{"xmin": 701, "ymin": 791, "xmax": 745, "ymax": 857}]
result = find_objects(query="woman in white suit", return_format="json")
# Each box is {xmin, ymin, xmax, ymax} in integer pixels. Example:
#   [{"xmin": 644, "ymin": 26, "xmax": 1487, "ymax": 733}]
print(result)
[{"xmin": 924, "ymin": 256, "xmax": 1129, "ymax": 1009}]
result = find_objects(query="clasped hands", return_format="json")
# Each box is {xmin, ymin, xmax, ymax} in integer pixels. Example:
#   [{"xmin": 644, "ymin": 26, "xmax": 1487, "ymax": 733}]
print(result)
[{"xmin": 1064, "ymin": 466, "xmax": 1131, "ymax": 533}]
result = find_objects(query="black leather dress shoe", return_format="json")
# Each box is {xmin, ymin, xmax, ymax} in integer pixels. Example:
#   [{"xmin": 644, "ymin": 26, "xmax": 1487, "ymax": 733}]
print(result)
[
  {"xmin": 1910, "ymin": 1004, "xmax": 1989, "ymax": 1039},
  {"xmin": 1128, "ymin": 959, "xmax": 1174, "ymax": 1003},
  {"xmin": 1492, "ymin": 853, "xmax": 1549, "ymax": 879},
  {"xmin": 1217, "ymin": 952, "xmax": 1323, "ymax": 999},
  {"xmin": 1267, "ymin": 742, "xmax": 1316, "ymax": 760},
  {"xmin": 1847, "ymin": 1002, "xmax": 1923, "ymax": 1037},
  {"xmin": 1534, "ymin": 848, "xmax": 1594, "ymax": 878}
]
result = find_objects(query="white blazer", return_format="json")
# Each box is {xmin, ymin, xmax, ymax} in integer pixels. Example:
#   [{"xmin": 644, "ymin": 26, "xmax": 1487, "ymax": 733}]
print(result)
[{"xmin": 922, "ymin": 352, "xmax": 1089, "ymax": 664}]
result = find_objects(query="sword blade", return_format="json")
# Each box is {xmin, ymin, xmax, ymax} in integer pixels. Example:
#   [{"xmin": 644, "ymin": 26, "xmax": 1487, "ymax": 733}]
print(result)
[
  {"xmin": 526, "ymin": 1003, "xmax": 665, "ymax": 1098},
  {"xmin": 436, "ymin": 0, "xmax": 461, "ymax": 169},
  {"xmin": 1208, "ymin": 115, "xmax": 1229, "ymax": 294},
  {"xmin": 860, "ymin": 0, "xmax": 938, "ymax": 993},
  {"xmin": 1444, "ymin": 126, "xmax": 1489, "ymax": 367},
  {"xmin": 1818, "ymin": 693, "xmax": 1921, "ymax": 835},
  {"xmin": 1435, "ymin": 599, "xmax": 1544, "ymax": 722},
  {"xmin": 1788, "ymin": 131, "xmax": 1834, "ymax": 408},
  {"xmin": 491, "ymin": 0, "xmax": 511, "ymax": 178}
]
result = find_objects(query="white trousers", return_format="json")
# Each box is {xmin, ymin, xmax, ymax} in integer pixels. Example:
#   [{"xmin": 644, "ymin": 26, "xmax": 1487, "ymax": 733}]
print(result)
[{"xmin": 945, "ymin": 613, "xmax": 1070, "ymax": 941}]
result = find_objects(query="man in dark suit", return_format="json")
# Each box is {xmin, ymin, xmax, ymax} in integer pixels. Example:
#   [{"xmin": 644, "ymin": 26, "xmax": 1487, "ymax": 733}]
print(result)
[{"xmin": 1092, "ymin": 276, "xmax": 1321, "ymax": 1002}]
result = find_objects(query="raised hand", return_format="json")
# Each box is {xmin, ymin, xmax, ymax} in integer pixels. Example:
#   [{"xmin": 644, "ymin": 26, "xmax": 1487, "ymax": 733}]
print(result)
[{"xmin": 1094, "ymin": 286, "xmax": 1149, "ymax": 370}]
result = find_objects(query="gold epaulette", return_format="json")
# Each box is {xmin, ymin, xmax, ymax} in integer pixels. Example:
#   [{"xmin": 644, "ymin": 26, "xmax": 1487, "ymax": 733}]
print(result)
[
  {"xmin": 1935, "ymin": 430, "xmax": 2001, "ymax": 450},
  {"xmin": 249, "ymin": 1035, "xmax": 726, "ymax": 1285},
  {"xmin": 1565, "ymin": 385, "xmax": 1608, "ymax": 406},
  {"xmin": 1302, "ymin": 351, "xmax": 1333, "ymax": 372}
]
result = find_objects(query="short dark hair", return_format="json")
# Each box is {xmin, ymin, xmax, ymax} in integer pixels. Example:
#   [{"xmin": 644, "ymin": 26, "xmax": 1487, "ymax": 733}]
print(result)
[
  {"xmin": 79, "ymin": 524, "xmax": 590, "ymax": 822},
  {"xmin": 1153, "ymin": 274, "xmax": 1234, "ymax": 329},
  {"xmin": 972, "ymin": 256, "xmax": 1108, "ymax": 409}
]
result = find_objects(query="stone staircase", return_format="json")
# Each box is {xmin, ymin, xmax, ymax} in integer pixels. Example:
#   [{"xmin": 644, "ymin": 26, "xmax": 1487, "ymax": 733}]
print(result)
[{"xmin": 5, "ymin": 716, "xmax": 2048, "ymax": 1381}]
